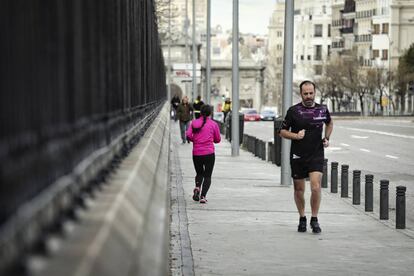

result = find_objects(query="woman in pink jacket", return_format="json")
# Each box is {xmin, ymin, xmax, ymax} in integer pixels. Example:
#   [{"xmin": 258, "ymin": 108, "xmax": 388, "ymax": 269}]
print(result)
[{"xmin": 186, "ymin": 105, "xmax": 221, "ymax": 203}]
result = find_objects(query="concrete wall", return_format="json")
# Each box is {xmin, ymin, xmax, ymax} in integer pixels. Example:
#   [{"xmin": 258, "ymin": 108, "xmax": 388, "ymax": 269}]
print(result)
[{"xmin": 33, "ymin": 103, "xmax": 171, "ymax": 276}]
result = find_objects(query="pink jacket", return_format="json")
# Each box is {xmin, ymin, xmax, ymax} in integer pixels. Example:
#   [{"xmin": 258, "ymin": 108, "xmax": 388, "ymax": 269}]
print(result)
[{"xmin": 186, "ymin": 117, "xmax": 221, "ymax": 156}]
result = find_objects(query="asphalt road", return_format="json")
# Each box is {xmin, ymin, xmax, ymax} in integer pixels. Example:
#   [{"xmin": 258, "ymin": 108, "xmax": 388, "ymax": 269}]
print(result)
[{"xmin": 243, "ymin": 117, "xmax": 414, "ymax": 230}]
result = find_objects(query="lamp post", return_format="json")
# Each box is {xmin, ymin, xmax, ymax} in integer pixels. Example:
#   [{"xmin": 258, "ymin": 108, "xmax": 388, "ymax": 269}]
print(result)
[
  {"xmin": 206, "ymin": 0, "xmax": 211, "ymax": 105},
  {"xmin": 192, "ymin": 0, "xmax": 197, "ymax": 101}
]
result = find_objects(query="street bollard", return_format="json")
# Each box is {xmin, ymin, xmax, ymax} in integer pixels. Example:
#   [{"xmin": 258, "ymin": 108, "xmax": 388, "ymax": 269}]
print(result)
[
  {"xmin": 396, "ymin": 186, "xmax": 406, "ymax": 229},
  {"xmin": 380, "ymin": 180, "xmax": 389, "ymax": 220},
  {"xmin": 331, "ymin": 162, "xmax": 338, "ymax": 193},
  {"xmin": 322, "ymin": 159, "xmax": 328, "ymax": 188},
  {"xmin": 268, "ymin": 142, "xmax": 274, "ymax": 163},
  {"xmin": 262, "ymin": 141, "xmax": 266, "ymax": 161},
  {"xmin": 352, "ymin": 170, "xmax": 361, "ymax": 205},
  {"xmin": 341, "ymin": 164, "xmax": 349, "ymax": 198},
  {"xmin": 365, "ymin": 174, "xmax": 374, "ymax": 212}
]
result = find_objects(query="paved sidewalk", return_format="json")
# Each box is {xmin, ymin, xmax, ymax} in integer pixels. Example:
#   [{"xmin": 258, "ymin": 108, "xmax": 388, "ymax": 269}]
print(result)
[{"xmin": 170, "ymin": 122, "xmax": 414, "ymax": 275}]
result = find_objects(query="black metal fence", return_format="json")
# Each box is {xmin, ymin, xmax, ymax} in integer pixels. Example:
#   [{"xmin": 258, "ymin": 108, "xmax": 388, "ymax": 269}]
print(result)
[{"xmin": 0, "ymin": 0, "xmax": 166, "ymax": 225}]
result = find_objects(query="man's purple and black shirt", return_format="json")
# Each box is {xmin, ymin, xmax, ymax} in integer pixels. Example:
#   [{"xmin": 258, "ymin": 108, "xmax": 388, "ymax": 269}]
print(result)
[{"xmin": 280, "ymin": 102, "xmax": 331, "ymax": 162}]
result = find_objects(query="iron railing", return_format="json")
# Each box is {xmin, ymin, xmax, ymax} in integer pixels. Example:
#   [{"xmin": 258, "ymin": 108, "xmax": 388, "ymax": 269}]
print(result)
[{"xmin": 0, "ymin": 0, "xmax": 166, "ymax": 226}]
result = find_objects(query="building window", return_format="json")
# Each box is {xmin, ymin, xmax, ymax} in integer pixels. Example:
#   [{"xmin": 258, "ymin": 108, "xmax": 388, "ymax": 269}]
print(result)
[
  {"xmin": 373, "ymin": 24, "xmax": 380, "ymax": 34},
  {"xmin": 314, "ymin": 24, "xmax": 323, "ymax": 37},
  {"xmin": 382, "ymin": 23, "xmax": 389, "ymax": 34},
  {"xmin": 314, "ymin": 65, "xmax": 323, "ymax": 75},
  {"xmin": 276, "ymin": 73, "xmax": 282, "ymax": 79},
  {"xmin": 359, "ymin": 56, "xmax": 364, "ymax": 66},
  {"xmin": 328, "ymin": 24, "xmax": 331, "ymax": 37},
  {"xmin": 277, "ymin": 31, "xmax": 283, "ymax": 37},
  {"xmin": 301, "ymin": 55, "xmax": 304, "ymax": 60},
  {"xmin": 382, "ymin": 49, "xmax": 388, "ymax": 60},
  {"xmin": 307, "ymin": 55, "xmax": 311, "ymax": 60},
  {"xmin": 373, "ymin": 49, "xmax": 379, "ymax": 59},
  {"xmin": 327, "ymin": 45, "xmax": 331, "ymax": 57},
  {"xmin": 315, "ymin": 45, "xmax": 322, "ymax": 60},
  {"xmin": 277, "ymin": 44, "xmax": 282, "ymax": 50},
  {"xmin": 277, "ymin": 57, "xmax": 283, "ymax": 64}
]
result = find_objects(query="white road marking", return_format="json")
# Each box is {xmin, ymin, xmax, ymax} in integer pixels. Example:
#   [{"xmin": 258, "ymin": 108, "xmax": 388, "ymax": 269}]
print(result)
[
  {"xmin": 360, "ymin": 148, "xmax": 370, "ymax": 152},
  {"xmin": 351, "ymin": 135, "xmax": 369, "ymax": 139},
  {"xmin": 339, "ymin": 126, "xmax": 414, "ymax": 139},
  {"xmin": 340, "ymin": 143, "xmax": 350, "ymax": 147},
  {"xmin": 326, "ymin": 147, "xmax": 342, "ymax": 151},
  {"xmin": 361, "ymin": 121, "xmax": 414, "ymax": 128},
  {"xmin": 385, "ymin": 155, "xmax": 399, "ymax": 159}
]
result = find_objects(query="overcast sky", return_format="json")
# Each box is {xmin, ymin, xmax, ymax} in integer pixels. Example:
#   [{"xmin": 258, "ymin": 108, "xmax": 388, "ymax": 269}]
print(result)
[{"xmin": 211, "ymin": 0, "xmax": 276, "ymax": 35}]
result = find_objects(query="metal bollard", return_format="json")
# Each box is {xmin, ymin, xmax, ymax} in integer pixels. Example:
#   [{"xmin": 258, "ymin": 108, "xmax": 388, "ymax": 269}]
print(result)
[
  {"xmin": 352, "ymin": 170, "xmax": 361, "ymax": 205},
  {"xmin": 341, "ymin": 164, "xmax": 349, "ymax": 198},
  {"xmin": 331, "ymin": 162, "xmax": 338, "ymax": 193},
  {"xmin": 322, "ymin": 159, "xmax": 328, "ymax": 188},
  {"xmin": 262, "ymin": 141, "xmax": 266, "ymax": 161},
  {"xmin": 380, "ymin": 180, "xmax": 389, "ymax": 220},
  {"xmin": 365, "ymin": 174, "xmax": 374, "ymax": 212},
  {"xmin": 396, "ymin": 186, "xmax": 406, "ymax": 229}
]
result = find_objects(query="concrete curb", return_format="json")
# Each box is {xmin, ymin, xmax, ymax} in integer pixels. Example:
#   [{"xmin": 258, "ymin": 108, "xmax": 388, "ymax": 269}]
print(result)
[{"xmin": 32, "ymin": 103, "xmax": 171, "ymax": 276}]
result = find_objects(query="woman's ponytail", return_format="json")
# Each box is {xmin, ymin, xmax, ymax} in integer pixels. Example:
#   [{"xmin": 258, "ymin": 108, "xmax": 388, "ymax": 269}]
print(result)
[{"xmin": 192, "ymin": 105, "xmax": 212, "ymax": 133}]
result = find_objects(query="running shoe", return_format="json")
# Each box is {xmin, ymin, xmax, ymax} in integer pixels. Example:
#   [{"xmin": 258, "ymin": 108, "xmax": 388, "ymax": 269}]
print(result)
[
  {"xmin": 310, "ymin": 217, "xmax": 322, "ymax": 234},
  {"xmin": 199, "ymin": 196, "xmax": 208, "ymax": 204},
  {"xmin": 192, "ymin": 187, "xmax": 200, "ymax": 201},
  {"xmin": 298, "ymin": 216, "xmax": 307, "ymax": 232}
]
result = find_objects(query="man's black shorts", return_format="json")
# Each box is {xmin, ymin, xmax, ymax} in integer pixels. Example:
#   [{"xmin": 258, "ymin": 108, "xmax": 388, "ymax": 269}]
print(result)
[{"xmin": 291, "ymin": 157, "xmax": 324, "ymax": 179}]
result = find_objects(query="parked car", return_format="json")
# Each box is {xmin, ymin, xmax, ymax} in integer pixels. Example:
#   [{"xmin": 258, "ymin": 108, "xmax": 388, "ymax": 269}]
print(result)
[
  {"xmin": 242, "ymin": 108, "xmax": 261, "ymax": 121},
  {"xmin": 260, "ymin": 110, "xmax": 277, "ymax": 121}
]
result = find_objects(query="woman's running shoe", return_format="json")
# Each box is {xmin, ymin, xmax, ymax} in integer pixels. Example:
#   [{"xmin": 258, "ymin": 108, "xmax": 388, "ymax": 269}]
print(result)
[
  {"xmin": 199, "ymin": 196, "xmax": 208, "ymax": 204},
  {"xmin": 192, "ymin": 187, "xmax": 200, "ymax": 201}
]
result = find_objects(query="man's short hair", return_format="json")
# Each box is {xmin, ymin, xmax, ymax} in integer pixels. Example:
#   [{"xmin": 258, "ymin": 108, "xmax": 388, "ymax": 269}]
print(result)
[{"xmin": 299, "ymin": 80, "xmax": 316, "ymax": 92}]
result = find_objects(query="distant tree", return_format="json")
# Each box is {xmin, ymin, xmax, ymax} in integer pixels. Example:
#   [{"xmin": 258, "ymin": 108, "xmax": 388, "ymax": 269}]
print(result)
[
  {"xmin": 321, "ymin": 58, "xmax": 348, "ymax": 112},
  {"xmin": 155, "ymin": 0, "xmax": 180, "ymax": 43},
  {"xmin": 370, "ymin": 66, "xmax": 389, "ymax": 113},
  {"xmin": 394, "ymin": 43, "xmax": 414, "ymax": 113},
  {"xmin": 339, "ymin": 54, "xmax": 376, "ymax": 115}
]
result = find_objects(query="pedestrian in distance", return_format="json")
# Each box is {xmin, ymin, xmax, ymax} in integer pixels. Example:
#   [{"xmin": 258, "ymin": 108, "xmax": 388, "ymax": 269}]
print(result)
[
  {"xmin": 193, "ymin": 95, "xmax": 204, "ymax": 119},
  {"xmin": 186, "ymin": 105, "xmax": 221, "ymax": 204},
  {"xmin": 171, "ymin": 93, "xmax": 181, "ymax": 121},
  {"xmin": 278, "ymin": 80, "xmax": 333, "ymax": 233},
  {"xmin": 177, "ymin": 96, "xmax": 193, "ymax": 144},
  {"xmin": 222, "ymin": 97, "xmax": 231, "ymax": 122}
]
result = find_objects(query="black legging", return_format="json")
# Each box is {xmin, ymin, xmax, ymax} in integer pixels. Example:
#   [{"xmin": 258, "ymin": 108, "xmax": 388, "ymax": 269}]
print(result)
[{"xmin": 192, "ymin": 153, "xmax": 215, "ymax": 197}]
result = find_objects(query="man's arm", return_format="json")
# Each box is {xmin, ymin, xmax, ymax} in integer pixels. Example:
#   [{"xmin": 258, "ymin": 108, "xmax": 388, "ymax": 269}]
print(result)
[
  {"xmin": 279, "ymin": 129, "xmax": 305, "ymax": 140},
  {"xmin": 323, "ymin": 119, "xmax": 333, "ymax": 147}
]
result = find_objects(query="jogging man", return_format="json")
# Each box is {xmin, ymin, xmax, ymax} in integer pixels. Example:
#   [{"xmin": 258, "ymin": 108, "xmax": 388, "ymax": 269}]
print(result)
[{"xmin": 279, "ymin": 80, "xmax": 333, "ymax": 233}]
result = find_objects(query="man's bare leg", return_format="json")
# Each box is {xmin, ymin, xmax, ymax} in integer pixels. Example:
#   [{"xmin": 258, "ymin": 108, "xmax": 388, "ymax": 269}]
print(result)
[
  {"xmin": 293, "ymin": 179, "xmax": 306, "ymax": 217},
  {"xmin": 309, "ymin": 172, "xmax": 322, "ymax": 217}
]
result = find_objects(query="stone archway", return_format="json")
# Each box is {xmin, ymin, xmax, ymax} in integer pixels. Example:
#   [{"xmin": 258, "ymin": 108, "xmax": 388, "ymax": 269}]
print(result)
[{"xmin": 171, "ymin": 83, "xmax": 183, "ymax": 99}]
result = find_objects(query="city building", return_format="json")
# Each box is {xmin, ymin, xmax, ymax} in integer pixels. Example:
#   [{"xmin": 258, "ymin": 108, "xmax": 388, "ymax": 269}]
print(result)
[
  {"xmin": 293, "ymin": 0, "xmax": 332, "ymax": 90},
  {"xmin": 265, "ymin": 0, "xmax": 285, "ymax": 112}
]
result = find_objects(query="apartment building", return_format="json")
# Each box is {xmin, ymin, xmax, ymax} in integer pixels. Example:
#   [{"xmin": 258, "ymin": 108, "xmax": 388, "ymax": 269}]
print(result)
[
  {"xmin": 293, "ymin": 0, "xmax": 332, "ymax": 86},
  {"xmin": 265, "ymin": 0, "xmax": 285, "ymax": 108}
]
